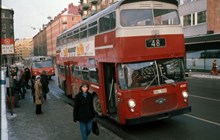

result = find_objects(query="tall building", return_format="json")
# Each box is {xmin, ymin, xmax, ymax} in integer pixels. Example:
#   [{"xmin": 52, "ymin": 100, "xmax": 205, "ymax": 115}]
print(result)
[
  {"xmin": 15, "ymin": 38, "xmax": 33, "ymax": 59},
  {"xmin": 79, "ymin": 0, "xmax": 118, "ymax": 19},
  {"xmin": 46, "ymin": 3, "xmax": 81, "ymax": 58},
  {"xmin": 178, "ymin": 0, "xmax": 220, "ymax": 71},
  {"xmin": 1, "ymin": 5, "xmax": 15, "ymax": 65},
  {"xmin": 33, "ymin": 25, "xmax": 47, "ymax": 56}
]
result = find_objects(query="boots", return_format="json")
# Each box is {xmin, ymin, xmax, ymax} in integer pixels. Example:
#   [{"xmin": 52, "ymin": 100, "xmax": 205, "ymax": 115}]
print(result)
[{"xmin": 7, "ymin": 96, "xmax": 15, "ymax": 110}]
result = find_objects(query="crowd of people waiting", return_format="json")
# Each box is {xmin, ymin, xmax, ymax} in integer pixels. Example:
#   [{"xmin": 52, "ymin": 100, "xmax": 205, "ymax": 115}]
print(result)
[{"xmin": 6, "ymin": 65, "xmax": 49, "ymax": 115}]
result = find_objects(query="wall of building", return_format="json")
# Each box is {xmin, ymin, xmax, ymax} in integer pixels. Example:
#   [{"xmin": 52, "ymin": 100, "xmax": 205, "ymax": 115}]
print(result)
[
  {"xmin": 15, "ymin": 38, "xmax": 33, "ymax": 59},
  {"xmin": 1, "ymin": 6, "xmax": 15, "ymax": 64},
  {"xmin": 207, "ymin": 0, "xmax": 220, "ymax": 33},
  {"xmin": 178, "ymin": 0, "xmax": 207, "ymax": 37},
  {"xmin": 45, "ymin": 3, "xmax": 81, "ymax": 58}
]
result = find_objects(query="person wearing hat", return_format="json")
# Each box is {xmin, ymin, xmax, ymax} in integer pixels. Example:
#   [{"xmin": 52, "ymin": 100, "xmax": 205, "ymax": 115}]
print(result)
[
  {"xmin": 34, "ymin": 75, "xmax": 43, "ymax": 114},
  {"xmin": 73, "ymin": 82, "xmax": 95, "ymax": 140}
]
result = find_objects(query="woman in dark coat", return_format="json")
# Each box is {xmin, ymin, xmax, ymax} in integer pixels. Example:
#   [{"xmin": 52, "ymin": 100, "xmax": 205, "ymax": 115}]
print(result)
[
  {"xmin": 73, "ymin": 83, "xmax": 95, "ymax": 140},
  {"xmin": 40, "ymin": 71, "xmax": 49, "ymax": 100}
]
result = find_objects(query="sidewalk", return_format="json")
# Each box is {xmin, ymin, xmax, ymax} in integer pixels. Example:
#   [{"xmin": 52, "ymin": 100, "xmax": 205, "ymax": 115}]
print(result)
[
  {"xmin": 187, "ymin": 71, "xmax": 220, "ymax": 79},
  {"xmin": 6, "ymin": 89, "xmax": 122, "ymax": 140}
]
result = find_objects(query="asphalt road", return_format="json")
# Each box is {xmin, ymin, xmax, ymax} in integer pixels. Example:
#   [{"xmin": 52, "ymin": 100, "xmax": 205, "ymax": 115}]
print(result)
[{"xmin": 49, "ymin": 75, "xmax": 220, "ymax": 140}]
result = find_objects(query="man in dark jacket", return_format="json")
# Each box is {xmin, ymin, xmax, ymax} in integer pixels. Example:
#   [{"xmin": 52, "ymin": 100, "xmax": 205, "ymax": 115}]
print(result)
[
  {"xmin": 40, "ymin": 71, "xmax": 49, "ymax": 100},
  {"xmin": 12, "ymin": 74, "xmax": 21, "ymax": 107},
  {"xmin": 73, "ymin": 82, "xmax": 95, "ymax": 140},
  {"xmin": 24, "ymin": 67, "xmax": 31, "ymax": 89}
]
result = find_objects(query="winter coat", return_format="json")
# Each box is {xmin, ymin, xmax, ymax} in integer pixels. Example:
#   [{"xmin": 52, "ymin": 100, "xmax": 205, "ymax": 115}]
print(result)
[
  {"xmin": 34, "ymin": 80, "xmax": 42, "ymax": 105},
  {"xmin": 40, "ymin": 74, "xmax": 49, "ymax": 93},
  {"xmin": 73, "ymin": 92, "xmax": 95, "ymax": 122}
]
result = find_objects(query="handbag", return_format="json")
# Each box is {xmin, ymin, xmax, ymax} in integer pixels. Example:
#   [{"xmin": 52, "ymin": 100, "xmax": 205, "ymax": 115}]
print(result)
[{"xmin": 92, "ymin": 120, "xmax": 99, "ymax": 136}]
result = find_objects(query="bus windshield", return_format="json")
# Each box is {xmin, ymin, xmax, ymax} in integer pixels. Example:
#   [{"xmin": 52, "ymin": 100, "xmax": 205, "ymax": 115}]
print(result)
[
  {"xmin": 118, "ymin": 58, "xmax": 185, "ymax": 89},
  {"xmin": 33, "ymin": 60, "xmax": 53, "ymax": 68},
  {"xmin": 120, "ymin": 9, "xmax": 180, "ymax": 27}
]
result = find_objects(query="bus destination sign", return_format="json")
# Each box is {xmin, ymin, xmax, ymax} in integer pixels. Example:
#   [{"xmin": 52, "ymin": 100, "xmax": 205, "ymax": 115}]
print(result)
[{"xmin": 146, "ymin": 38, "xmax": 165, "ymax": 48}]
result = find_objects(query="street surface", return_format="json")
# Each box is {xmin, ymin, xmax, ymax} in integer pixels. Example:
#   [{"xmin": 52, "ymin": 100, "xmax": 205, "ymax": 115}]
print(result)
[{"xmin": 49, "ymin": 73, "xmax": 220, "ymax": 140}]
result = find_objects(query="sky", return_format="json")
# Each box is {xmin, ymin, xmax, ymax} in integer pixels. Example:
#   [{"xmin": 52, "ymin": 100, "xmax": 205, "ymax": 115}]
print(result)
[{"xmin": 2, "ymin": 0, "xmax": 80, "ymax": 39}]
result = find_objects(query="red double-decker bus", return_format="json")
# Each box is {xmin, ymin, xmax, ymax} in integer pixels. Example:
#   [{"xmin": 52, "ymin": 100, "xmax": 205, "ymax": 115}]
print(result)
[{"xmin": 56, "ymin": 0, "xmax": 191, "ymax": 125}]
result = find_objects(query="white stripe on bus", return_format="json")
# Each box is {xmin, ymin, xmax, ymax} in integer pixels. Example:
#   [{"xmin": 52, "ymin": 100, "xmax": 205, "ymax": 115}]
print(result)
[
  {"xmin": 95, "ymin": 45, "xmax": 113, "ymax": 50},
  {"xmin": 116, "ymin": 27, "xmax": 183, "ymax": 37}
]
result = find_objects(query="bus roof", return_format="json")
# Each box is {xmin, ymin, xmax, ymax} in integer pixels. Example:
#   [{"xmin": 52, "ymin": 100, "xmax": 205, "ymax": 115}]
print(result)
[{"xmin": 57, "ymin": 0, "xmax": 178, "ymax": 39}]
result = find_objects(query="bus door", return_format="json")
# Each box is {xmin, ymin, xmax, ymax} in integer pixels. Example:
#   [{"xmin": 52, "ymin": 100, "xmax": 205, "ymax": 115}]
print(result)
[
  {"xmin": 72, "ymin": 66, "xmax": 81, "ymax": 98},
  {"xmin": 103, "ymin": 63, "xmax": 117, "ymax": 115},
  {"xmin": 64, "ymin": 63, "xmax": 71, "ymax": 96}
]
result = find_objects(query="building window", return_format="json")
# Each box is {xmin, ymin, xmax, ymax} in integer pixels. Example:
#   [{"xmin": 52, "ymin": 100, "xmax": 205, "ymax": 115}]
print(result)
[
  {"xmin": 63, "ymin": 24, "xmax": 67, "ymax": 31},
  {"xmin": 197, "ymin": 11, "xmax": 206, "ymax": 24},
  {"xmin": 2, "ymin": 13, "xmax": 5, "ymax": 18},
  {"xmin": 9, "ymin": 13, "xmax": 13, "ymax": 18},
  {"xmin": 2, "ymin": 33, "xmax": 7, "ymax": 38},
  {"xmin": 10, "ymin": 33, "xmax": 14, "ymax": 38},
  {"xmin": 62, "ymin": 17, "xmax": 67, "ymax": 24},
  {"xmin": 2, "ymin": 23, "xmax": 6, "ymax": 29},
  {"xmin": 10, "ymin": 23, "xmax": 13, "ymax": 29},
  {"xmin": 183, "ymin": 14, "xmax": 191, "ymax": 26}
]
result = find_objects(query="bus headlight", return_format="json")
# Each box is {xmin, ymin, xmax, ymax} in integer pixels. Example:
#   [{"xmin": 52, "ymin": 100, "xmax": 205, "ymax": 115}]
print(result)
[
  {"xmin": 182, "ymin": 91, "xmax": 188, "ymax": 98},
  {"xmin": 128, "ymin": 99, "xmax": 136, "ymax": 108}
]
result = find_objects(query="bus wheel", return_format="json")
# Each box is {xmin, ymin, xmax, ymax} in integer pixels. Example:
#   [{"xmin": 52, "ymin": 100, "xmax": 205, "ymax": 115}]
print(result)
[{"xmin": 93, "ymin": 95, "xmax": 102, "ymax": 116}]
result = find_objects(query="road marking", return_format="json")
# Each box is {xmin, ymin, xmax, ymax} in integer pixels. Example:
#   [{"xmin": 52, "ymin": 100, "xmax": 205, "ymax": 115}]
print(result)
[
  {"xmin": 184, "ymin": 114, "xmax": 220, "ymax": 126},
  {"xmin": 189, "ymin": 94, "xmax": 220, "ymax": 102}
]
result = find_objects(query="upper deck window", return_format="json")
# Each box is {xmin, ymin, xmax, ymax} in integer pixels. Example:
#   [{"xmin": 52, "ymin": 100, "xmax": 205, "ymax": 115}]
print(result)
[
  {"xmin": 120, "ymin": 9, "xmax": 180, "ymax": 27},
  {"xmin": 99, "ymin": 12, "xmax": 116, "ymax": 33}
]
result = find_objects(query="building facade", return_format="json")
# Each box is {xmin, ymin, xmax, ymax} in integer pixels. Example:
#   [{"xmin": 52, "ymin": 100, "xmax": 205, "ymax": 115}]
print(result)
[
  {"xmin": 178, "ymin": 0, "xmax": 220, "ymax": 72},
  {"xmin": 33, "ymin": 25, "xmax": 47, "ymax": 56},
  {"xmin": 15, "ymin": 38, "xmax": 33, "ymax": 59},
  {"xmin": 46, "ymin": 3, "xmax": 81, "ymax": 58},
  {"xmin": 1, "ymin": 5, "xmax": 15, "ymax": 65},
  {"xmin": 79, "ymin": 0, "xmax": 118, "ymax": 19}
]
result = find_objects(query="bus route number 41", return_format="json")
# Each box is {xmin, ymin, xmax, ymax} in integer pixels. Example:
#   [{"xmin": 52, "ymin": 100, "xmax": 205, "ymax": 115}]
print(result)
[{"xmin": 146, "ymin": 38, "xmax": 165, "ymax": 48}]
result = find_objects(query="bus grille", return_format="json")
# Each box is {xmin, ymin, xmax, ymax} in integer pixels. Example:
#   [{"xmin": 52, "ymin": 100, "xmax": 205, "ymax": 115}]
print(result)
[{"xmin": 141, "ymin": 94, "xmax": 177, "ymax": 115}]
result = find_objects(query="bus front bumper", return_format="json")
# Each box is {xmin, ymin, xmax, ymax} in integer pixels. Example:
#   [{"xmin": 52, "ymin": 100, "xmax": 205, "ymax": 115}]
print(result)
[{"xmin": 126, "ymin": 106, "xmax": 191, "ymax": 125}]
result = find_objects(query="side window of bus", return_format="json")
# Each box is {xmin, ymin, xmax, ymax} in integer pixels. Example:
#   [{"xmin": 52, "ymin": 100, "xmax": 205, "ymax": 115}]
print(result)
[
  {"xmin": 74, "ymin": 29, "xmax": 79, "ymax": 40},
  {"xmin": 74, "ymin": 66, "xmax": 82, "ymax": 78},
  {"xmin": 88, "ymin": 21, "xmax": 98, "ymax": 36},
  {"xmin": 89, "ymin": 67, "xmax": 99, "ymax": 83},
  {"xmin": 80, "ymin": 26, "xmax": 87, "ymax": 39},
  {"xmin": 82, "ymin": 67, "xmax": 89, "ymax": 81},
  {"xmin": 67, "ymin": 32, "xmax": 74, "ymax": 43},
  {"xmin": 99, "ymin": 12, "xmax": 116, "ymax": 33}
]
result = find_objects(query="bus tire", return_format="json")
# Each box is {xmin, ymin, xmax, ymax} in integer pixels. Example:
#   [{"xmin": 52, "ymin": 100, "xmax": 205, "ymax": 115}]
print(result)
[{"xmin": 92, "ymin": 94, "xmax": 102, "ymax": 116}]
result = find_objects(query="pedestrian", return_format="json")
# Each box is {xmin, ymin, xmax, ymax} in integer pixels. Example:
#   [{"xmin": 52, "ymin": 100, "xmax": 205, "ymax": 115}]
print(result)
[
  {"xmin": 40, "ymin": 70, "xmax": 49, "ymax": 100},
  {"xmin": 34, "ymin": 75, "xmax": 43, "ymax": 114},
  {"xmin": 24, "ymin": 67, "xmax": 31, "ymax": 89},
  {"xmin": 12, "ymin": 73, "xmax": 20, "ymax": 108},
  {"xmin": 73, "ymin": 82, "xmax": 95, "ymax": 140},
  {"xmin": 20, "ymin": 68, "xmax": 26, "ymax": 99},
  {"xmin": 211, "ymin": 59, "xmax": 218, "ymax": 75}
]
